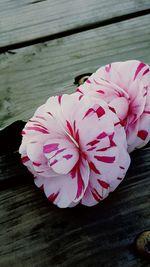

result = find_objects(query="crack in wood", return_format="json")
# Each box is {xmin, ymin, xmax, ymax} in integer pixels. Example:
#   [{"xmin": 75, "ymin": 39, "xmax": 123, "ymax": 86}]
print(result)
[
  {"xmin": 0, "ymin": 9, "xmax": 150, "ymax": 54},
  {"xmin": 30, "ymin": 0, "xmax": 47, "ymax": 4}
]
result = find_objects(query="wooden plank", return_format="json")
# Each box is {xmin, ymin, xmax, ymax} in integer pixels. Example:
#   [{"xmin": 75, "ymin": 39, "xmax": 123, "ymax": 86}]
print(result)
[
  {"xmin": 0, "ymin": 147, "xmax": 149, "ymax": 266},
  {"xmin": 0, "ymin": 15, "xmax": 150, "ymax": 128},
  {"xmin": 0, "ymin": 0, "xmax": 150, "ymax": 48}
]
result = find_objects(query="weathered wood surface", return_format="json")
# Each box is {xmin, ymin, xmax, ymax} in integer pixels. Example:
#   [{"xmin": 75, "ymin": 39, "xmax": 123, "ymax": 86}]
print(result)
[
  {"xmin": 0, "ymin": 0, "xmax": 150, "ymax": 49},
  {"xmin": 0, "ymin": 146, "xmax": 150, "ymax": 267},
  {"xmin": 0, "ymin": 14, "xmax": 150, "ymax": 128}
]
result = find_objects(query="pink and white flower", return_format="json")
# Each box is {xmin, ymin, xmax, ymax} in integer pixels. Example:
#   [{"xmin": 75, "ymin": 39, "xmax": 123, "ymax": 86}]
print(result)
[
  {"xmin": 19, "ymin": 93, "xmax": 130, "ymax": 208},
  {"xmin": 77, "ymin": 60, "xmax": 150, "ymax": 152}
]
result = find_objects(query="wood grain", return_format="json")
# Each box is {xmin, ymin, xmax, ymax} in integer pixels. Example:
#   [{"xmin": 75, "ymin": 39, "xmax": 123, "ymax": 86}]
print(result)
[
  {"xmin": 0, "ymin": 147, "xmax": 149, "ymax": 267},
  {"xmin": 0, "ymin": 14, "xmax": 150, "ymax": 128},
  {"xmin": 0, "ymin": 0, "xmax": 150, "ymax": 48}
]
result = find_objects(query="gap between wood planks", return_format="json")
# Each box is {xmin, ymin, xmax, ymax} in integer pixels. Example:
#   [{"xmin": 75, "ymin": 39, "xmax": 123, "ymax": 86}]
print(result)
[{"xmin": 0, "ymin": 9, "xmax": 150, "ymax": 54}]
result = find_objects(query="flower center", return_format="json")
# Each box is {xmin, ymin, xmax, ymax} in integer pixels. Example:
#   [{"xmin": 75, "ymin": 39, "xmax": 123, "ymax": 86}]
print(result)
[{"xmin": 43, "ymin": 138, "xmax": 79, "ymax": 175}]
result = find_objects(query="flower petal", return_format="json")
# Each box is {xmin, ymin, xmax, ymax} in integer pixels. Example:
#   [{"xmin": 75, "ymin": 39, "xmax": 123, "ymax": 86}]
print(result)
[
  {"xmin": 81, "ymin": 144, "xmax": 130, "ymax": 206},
  {"xmin": 43, "ymin": 138, "xmax": 79, "ymax": 174},
  {"xmin": 41, "ymin": 158, "xmax": 89, "ymax": 208}
]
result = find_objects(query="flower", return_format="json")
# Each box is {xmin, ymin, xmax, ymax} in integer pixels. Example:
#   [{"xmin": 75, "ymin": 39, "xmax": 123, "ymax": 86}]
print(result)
[
  {"xmin": 19, "ymin": 93, "xmax": 130, "ymax": 208},
  {"xmin": 77, "ymin": 60, "xmax": 150, "ymax": 152}
]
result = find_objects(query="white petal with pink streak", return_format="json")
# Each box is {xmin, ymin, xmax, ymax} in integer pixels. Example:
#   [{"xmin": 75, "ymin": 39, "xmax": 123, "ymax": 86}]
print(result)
[{"xmin": 35, "ymin": 158, "xmax": 90, "ymax": 208}]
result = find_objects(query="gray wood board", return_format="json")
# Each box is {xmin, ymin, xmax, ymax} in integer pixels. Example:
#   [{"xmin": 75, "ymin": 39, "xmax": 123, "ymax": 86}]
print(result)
[
  {"xmin": 0, "ymin": 0, "xmax": 150, "ymax": 48},
  {"xmin": 0, "ymin": 14, "xmax": 150, "ymax": 128},
  {"xmin": 0, "ymin": 147, "xmax": 150, "ymax": 267}
]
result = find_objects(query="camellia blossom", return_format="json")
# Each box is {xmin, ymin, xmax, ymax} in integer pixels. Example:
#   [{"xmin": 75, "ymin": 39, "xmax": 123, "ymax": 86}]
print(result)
[
  {"xmin": 19, "ymin": 93, "xmax": 130, "ymax": 208},
  {"xmin": 77, "ymin": 60, "xmax": 150, "ymax": 152}
]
